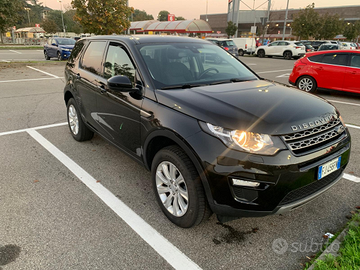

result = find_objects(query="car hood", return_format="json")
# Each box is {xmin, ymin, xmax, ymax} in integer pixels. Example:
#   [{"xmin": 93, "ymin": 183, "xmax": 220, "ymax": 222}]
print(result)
[
  {"xmin": 155, "ymin": 80, "xmax": 337, "ymax": 135},
  {"xmin": 59, "ymin": 45, "xmax": 74, "ymax": 49}
]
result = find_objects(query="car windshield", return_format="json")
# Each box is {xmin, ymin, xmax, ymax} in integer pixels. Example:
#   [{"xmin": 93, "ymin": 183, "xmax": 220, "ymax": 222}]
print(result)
[
  {"xmin": 138, "ymin": 43, "xmax": 257, "ymax": 89},
  {"xmin": 319, "ymin": 45, "xmax": 338, "ymax": 50},
  {"xmin": 219, "ymin": 40, "xmax": 235, "ymax": 46},
  {"xmin": 57, "ymin": 38, "xmax": 76, "ymax": 45}
]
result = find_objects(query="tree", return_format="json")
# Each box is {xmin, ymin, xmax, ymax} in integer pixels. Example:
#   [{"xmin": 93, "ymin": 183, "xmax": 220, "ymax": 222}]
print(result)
[
  {"xmin": 225, "ymin": 21, "xmax": 237, "ymax": 38},
  {"xmin": 292, "ymin": 3, "xmax": 320, "ymax": 40},
  {"xmin": 42, "ymin": 17, "xmax": 59, "ymax": 33},
  {"xmin": 132, "ymin": 9, "xmax": 153, "ymax": 21},
  {"xmin": 71, "ymin": 0, "xmax": 133, "ymax": 35},
  {"xmin": 316, "ymin": 13, "xmax": 343, "ymax": 40},
  {"xmin": 343, "ymin": 22, "xmax": 357, "ymax": 41},
  {"xmin": 158, "ymin": 10, "xmax": 169, "ymax": 21},
  {"xmin": 175, "ymin": 16, "xmax": 185, "ymax": 21},
  {"xmin": 64, "ymin": 9, "xmax": 83, "ymax": 34},
  {"xmin": 0, "ymin": 0, "xmax": 24, "ymax": 42}
]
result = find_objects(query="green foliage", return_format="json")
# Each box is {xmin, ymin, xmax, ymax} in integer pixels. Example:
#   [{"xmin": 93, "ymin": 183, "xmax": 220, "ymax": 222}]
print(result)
[
  {"xmin": 0, "ymin": 0, "xmax": 24, "ymax": 34},
  {"xmin": 316, "ymin": 13, "xmax": 343, "ymax": 40},
  {"xmin": 158, "ymin": 10, "xmax": 169, "ymax": 21},
  {"xmin": 71, "ymin": 0, "xmax": 133, "ymax": 35},
  {"xmin": 225, "ymin": 21, "xmax": 237, "ymax": 38},
  {"xmin": 176, "ymin": 16, "xmax": 185, "ymax": 21},
  {"xmin": 63, "ymin": 9, "xmax": 83, "ymax": 34},
  {"xmin": 41, "ymin": 17, "xmax": 59, "ymax": 33},
  {"xmin": 343, "ymin": 22, "xmax": 359, "ymax": 41},
  {"xmin": 292, "ymin": 3, "xmax": 320, "ymax": 40},
  {"xmin": 132, "ymin": 9, "xmax": 153, "ymax": 21}
]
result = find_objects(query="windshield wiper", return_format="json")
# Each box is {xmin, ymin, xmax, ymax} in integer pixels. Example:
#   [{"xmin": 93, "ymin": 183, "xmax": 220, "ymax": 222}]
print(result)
[
  {"xmin": 161, "ymin": 84, "xmax": 205, "ymax": 90},
  {"xmin": 210, "ymin": 78, "xmax": 256, "ymax": 85}
]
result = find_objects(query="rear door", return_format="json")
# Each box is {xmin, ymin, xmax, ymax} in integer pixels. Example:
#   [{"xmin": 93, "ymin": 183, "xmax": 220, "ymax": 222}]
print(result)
[
  {"xmin": 266, "ymin": 42, "xmax": 279, "ymax": 55},
  {"xmin": 314, "ymin": 52, "xmax": 348, "ymax": 90},
  {"xmin": 343, "ymin": 53, "xmax": 360, "ymax": 92}
]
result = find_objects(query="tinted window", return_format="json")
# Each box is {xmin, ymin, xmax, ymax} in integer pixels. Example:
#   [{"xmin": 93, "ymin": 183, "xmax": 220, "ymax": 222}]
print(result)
[
  {"xmin": 67, "ymin": 40, "xmax": 85, "ymax": 68},
  {"xmin": 295, "ymin": 42, "xmax": 303, "ymax": 46},
  {"xmin": 308, "ymin": 54, "xmax": 323, "ymax": 62},
  {"xmin": 269, "ymin": 42, "xmax": 279, "ymax": 46},
  {"xmin": 278, "ymin": 41, "xmax": 288, "ymax": 46},
  {"xmin": 81, "ymin": 41, "xmax": 106, "ymax": 76},
  {"xmin": 318, "ymin": 45, "xmax": 338, "ymax": 51},
  {"xmin": 321, "ymin": 53, "xmax": 348, "ymax": 66},
  {"xmin": 219, "ymin": 40, "xmax": 235, "ymax": 46},
  {"xmin": 104, "ymin": 44, "xmax": 136, "ymax": 84},
  {"xmin": 350, "ymin": 54, "xmax": 360, "ymax": 68},
  {"xmin": 56, "ymin": 38, "xmax": 76, "ymax": 45}
]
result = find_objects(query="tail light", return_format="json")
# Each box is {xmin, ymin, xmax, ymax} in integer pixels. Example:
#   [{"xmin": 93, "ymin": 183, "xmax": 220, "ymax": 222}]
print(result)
[
  {"xmin": 306, "ymin": 49, "xmax": 311, "ymax": 52},
  {"xmin": 224, "ymin": 47, "xmax": 229, "ymax": 51},
  {"xmin": 295, "ymin": 46, "xmax": 301, "ymax": 49},
  {"xmin": 245, "ymin": 44, "xmax": 248, "ymax": 49}
]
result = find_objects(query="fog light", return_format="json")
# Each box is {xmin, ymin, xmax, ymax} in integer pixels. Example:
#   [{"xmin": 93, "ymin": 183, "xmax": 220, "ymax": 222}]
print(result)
[{"xmin": 232, "ymin": 178, "xmax": 260, "ymax": 188}]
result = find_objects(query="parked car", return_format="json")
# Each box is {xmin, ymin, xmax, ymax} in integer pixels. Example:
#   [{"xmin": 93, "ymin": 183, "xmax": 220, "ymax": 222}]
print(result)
[
  {"xmin": 44, "ymin": 37, "xmax": 76, "ymax": 61},
  {"xmin": 231, "ymin": 38, "xmax": 256, "ymax": 56},
  {"xmin": 64, "ymin": 35, "xmax": 350, "ymax": 227},
  {"xmin": 206, "ymin": 38, "xmax": 239, "ymax": 57},
  {"xmin": 341, "ymin": 42, "xmax": 357, "ymax": 50},
  {"xmin": 255, "ymin": 40, "xmax": 306, "ymax": 60},
  {"xmin": 318, "ymin": 43, "xmax": 340, "ymax": 51},
  {"xmin": 289, "ymin": 50, "xmax": 360, "ymax": 93},
  {"xmin": 305, "ymin": 44, "xmax": 315, "ymax": 52}
]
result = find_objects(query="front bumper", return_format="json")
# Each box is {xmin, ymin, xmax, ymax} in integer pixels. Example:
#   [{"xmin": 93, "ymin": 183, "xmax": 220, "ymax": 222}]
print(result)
[
  {"xmin": 61, "ymin": 51, "xmax": 72, "ymax": 59},
  {"xmin": 186, "ymin": 128, "xmax": 351, "ymax": 218}
]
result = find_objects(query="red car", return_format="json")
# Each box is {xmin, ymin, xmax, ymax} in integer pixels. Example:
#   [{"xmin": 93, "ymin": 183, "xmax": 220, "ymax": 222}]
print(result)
[{"xmin": 289, "ymin": 50, "xmax": 360, "ymax": 93}]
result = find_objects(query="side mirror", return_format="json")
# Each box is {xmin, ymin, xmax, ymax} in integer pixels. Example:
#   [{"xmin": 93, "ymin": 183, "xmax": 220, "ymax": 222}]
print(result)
[
  {"xmin": 52, "ymin": 43, "xmax": 57, "ymax": 46},
  {"xmin": 107, "ymin": 75, "xmax": 137, "ymax": 92}
]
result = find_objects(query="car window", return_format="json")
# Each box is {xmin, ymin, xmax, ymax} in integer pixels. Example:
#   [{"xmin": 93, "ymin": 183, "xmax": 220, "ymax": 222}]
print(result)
[
  {"xmin": 278, "ymin": 41, "xmax": 288, "ymax": 46},
  {"xmin": 80, "ymin": 41, "xmax": 107, "ymax": 76},
  {"xmin": 56, "ymin": 38, "xmax": 76, "ymax": 45},
  {"xmin": 268, "ymin": 42, "xmax": 278, "ymax": 46},
  {"xmin": 308, "ymin": 54, "xmax": 323, "ymax": 63},
  {"xmin": 295, "ymin": 42, "xmax": 303, "ymax": 46},
  {"xmin": 350, "ymin": 54, "xmax": 360, "ymax": 68},
  {"xmin": 67, "ymin": 40, "xmax": 85, "ymax": 68},
  {"xmin": 103, "ymin": 44, "xmax": 136, "ymax": 84},
  {"xmin": 219, "ymin": 40, "xmax": 235, "ymax": 46},
  {"xmin": 321, "ymin": 53, "xmax": 348, "ymax": 66},
  {"xmin": 138, "ymin": 43, "xmax": 257, "ymax": 89}
]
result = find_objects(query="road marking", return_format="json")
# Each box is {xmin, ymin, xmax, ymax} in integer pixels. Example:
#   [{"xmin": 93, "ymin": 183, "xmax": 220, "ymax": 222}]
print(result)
[
  {"xmin": 0, "ymin": 122, "xmax": 67, "ymax": 137},
  {"xmin": 27, "ymin": 66, "xmax": 60, "ymax": 78},
  {"xmin": 0, "ymin": 77, "xmax": 64, "ymax": 83},
  {"xmin": 246, "ymin": 63, "xmax": 257, "ymax": 66},
  {"xmin": 276, "ymin": 73, "xmax": 291, "ymax": 78},
  {"xmin": 346, "ymin": 124, "xmax": 360, "ymax": 130},
  {"xmin": 344, "ymin": 173, "xmax": 360, "ymax": 183},
  {"xmin": 9, "ymin": 50, "xmax": 22, "ymax": 54},
  {"xmin": 328, "ymin": 100, "xmax": 360, "ymax": 107},
  {"xmin": 257, "ymin": 69, "xmax": 293, "ymax": 74},
  {"xmin": 26, "ymin": 129, "xmax": 202, "ymax": 270},
  {"xmin": 1, "ymin": 60, "xmax": 10, "ymax": 62}
]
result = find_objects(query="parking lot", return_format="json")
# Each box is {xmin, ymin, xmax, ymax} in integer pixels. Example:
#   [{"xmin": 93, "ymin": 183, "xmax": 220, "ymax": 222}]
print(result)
[{"xmin": 0, "ymin": 49, "xmax": 360, "ymax": 270}]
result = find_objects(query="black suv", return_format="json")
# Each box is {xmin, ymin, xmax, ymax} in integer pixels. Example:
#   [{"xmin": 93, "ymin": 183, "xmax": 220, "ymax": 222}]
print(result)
[{"xmin": 64, "ymin": 35, "xmax": 351, "ymax": 228}]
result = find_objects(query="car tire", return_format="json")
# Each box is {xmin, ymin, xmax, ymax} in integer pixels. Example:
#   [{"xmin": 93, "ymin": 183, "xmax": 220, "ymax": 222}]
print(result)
[
  {"xmin": 66, "ymin": 98, "xmax": 94, "ymax": 141},
  {"xmin": 44, "ymin": 51, "xmax": 50, "ymax": 60},
  {"xmin": 57, "ymin": 51, "xmax": 63, "ymax": 61},
  {"xmin": 257, "ymin": 50, "xmax": 265, "ymax": 58},
  {"xmin": 296, "ymin": 76, "xmax": 317, "ymax": 93},
  {"xmin": 238, "ymin": 49, "xmax": 244, "ymax": 56},
  {"xmin": 151, "ymin": 145, "xmax": 212, "ymax": 228},
  {"xmin": 283, "ymin": 51, "xmax": 292, "ymax": 60}
]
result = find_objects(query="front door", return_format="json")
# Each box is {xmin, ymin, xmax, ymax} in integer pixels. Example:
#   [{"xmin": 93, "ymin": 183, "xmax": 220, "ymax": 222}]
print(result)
[
  {"xmin": 96, "ymin": 42, "xmax": 143, "ymax": 159},
  {"xmin": 343, "ymin": 53, "xmax": 360, "ymax": 93}
]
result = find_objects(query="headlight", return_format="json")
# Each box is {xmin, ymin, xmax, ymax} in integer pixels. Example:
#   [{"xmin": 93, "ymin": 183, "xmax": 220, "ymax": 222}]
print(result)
[
  {"xmin": 62, "ymin": 49, "xmax": 71, "ymax": 51},
  {"xmin": 200, "ymin": 122, "xmax": 285, "ymax": 155}
]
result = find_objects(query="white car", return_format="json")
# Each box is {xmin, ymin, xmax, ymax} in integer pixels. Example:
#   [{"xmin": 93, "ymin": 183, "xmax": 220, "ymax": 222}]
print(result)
[
  {"xmin": 341, "ymin": 42, "xmax": 357, "ymax": 50},
  {"xmin": 255, "ymin": 41, "xmax": 306, "ymax": 60}
]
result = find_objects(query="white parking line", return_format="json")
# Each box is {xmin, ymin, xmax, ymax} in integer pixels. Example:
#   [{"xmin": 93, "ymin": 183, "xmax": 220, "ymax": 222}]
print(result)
[
  {"xmin": 9, "ymin": 50, "xmax": 22, "ymax": 54},
  {"xmin": 1, "ymin": 60, "xmax": 10, "ymax": 62},
  {"xmin": 346, "ymin": 124, "xmax": 360, "ymax": 130},
  {"xmin": 26, "ymin": 129, "xmax": 202, "ymax": 270},
  {"xmin": 0, "ymin": 122, "xmax": 67, "ymax": 137},
  {"xmin": 328, "ymin": 100, "xmax": 360, "ymax": 107},
  {"xmin": 246, "ymin": 63, "xmax": 257, "ymax": 66},
  {"xmin": 257, "ymin": 69, "xmax": 293, "ymax": 74},
  {"xmin": 27, "ymin": 66, "xmax": 60, "ymax": 78},
  {"xmin": 0, "ymin": 77, "xmax": 64, "ymax": 83},
  {"xmin": 343, "ymin": 173, "xmax": 360, "ymax": 183},
  {"xmin": 276, "ymin": 73, "xmax": 290, "ymax": 78}
]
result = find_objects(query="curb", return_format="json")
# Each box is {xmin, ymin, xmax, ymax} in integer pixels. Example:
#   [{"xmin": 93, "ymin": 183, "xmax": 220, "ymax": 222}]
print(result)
[{"xmin": 307, "ymin": 221, "xmax": 359, "ymax": 270}]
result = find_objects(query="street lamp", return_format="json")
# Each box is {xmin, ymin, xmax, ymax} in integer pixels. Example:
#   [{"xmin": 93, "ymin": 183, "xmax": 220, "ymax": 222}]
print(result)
[
  {"xmin": 24, "ymin": 8, "xmax": 31, "ymax": 25},
  {"xmin": 57, "ymin": 0, "xmax": 66, "ymax": 35},
  {"xmin": 205, "ymin": 0, "xmax": 208, "ymax": 22}
]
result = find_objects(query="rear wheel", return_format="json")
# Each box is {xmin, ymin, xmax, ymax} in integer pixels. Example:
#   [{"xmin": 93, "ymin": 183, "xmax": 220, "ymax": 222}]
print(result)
[
  {"xmin": 257, "ymin": 49, "xmax": 265, "ymax": 58},
  {"xmin": 152, "ymin": 146, "xmax": 212, "ymax": 228},
  {"xmin": 238, "ymin": 49, "xmax": 244, "ymax": 56},
  {"xmin": 296, "ymin": 76, "xmax": 317, "ymax": 93},
  {"xmin": 283, "ymin": 51, "xmax": 292, "ymax": 60},
  {"xmin": 66, "ymin": 98, "xmax": 94, "ymax": 141},
  {"xmin": 44, "ymin": 51, "xmax": 50, "ymax": 60}
]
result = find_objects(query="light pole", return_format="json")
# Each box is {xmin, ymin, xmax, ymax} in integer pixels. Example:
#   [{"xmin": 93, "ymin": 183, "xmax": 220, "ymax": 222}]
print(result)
[
  {"xmin": 57, "ymin": 0, "xmax": 66, "ymax": 35},
  {"xmin": 205, "ymin": 0, "xmax": 208, "ymax": 22},
  {"xmin": 282, "ymin": 0, "xmax": 289, "ymax": 40},
  {"xmin": 24, "ymin": 8, "xmax": 31, "ymax": 25}
]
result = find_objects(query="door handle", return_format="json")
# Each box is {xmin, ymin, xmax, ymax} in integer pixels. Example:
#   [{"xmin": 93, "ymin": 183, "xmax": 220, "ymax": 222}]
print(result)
[
  {"xmin": 99, "ymin": 84, "xmax": 107, "ymax": 93},
  {"xmin": 76, "ymin": 73, "xmax": 81, "ymax": 80},
  {"xmin": 315, "ymin": 67, "xmax": 323, "ymax": 70}
]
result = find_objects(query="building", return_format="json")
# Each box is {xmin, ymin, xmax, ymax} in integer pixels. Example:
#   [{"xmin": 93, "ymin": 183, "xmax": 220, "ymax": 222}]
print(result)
[{"xmin": 200, "ymin": 5, "xmax": 360, "ymax": 40}]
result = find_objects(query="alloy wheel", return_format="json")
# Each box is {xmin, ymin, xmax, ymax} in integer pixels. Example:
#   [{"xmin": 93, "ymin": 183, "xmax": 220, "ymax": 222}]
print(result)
[
  {"xmin": 298, "ymin": 78, "xmax": 314, "ymax": 92},
  {"xmin": 68, "ymin": 104, "xmax": 79, "ymax": 135}
]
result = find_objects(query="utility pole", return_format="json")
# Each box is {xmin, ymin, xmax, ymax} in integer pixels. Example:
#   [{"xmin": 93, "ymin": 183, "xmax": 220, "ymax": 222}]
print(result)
[
  {"xmin": 25, "ymin": 8, "xmax": 31, "ymax": 25},
  {"xmin": 282, "ymin": 0, "xmax": 289, "ymax": 40},
  {"xmin": 58, "ymin": 0, "xmax": 66, "ymax": 35},
  {"xmin": 205, "ymin": 0, "xmax": 208, "ymax": 22}
]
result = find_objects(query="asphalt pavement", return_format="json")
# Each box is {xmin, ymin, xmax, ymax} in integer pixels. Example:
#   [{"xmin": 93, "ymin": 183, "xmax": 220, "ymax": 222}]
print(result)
[{"xmin": 0, "ymin": 54, "xmax": 359, "ymax": 270}]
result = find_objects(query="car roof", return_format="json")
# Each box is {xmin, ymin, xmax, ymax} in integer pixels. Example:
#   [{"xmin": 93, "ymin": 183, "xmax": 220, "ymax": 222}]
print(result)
[
  {"xmin": 305, "ymin": 49, "xmax": 359, "ymax": 57},
  {"xmin": 83, "ymin": 35, "xmax": 210, "ymax": 46}
]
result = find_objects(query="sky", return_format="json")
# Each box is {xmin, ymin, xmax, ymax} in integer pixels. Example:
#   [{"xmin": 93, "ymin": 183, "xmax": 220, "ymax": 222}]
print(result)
[{"xmin": 45, "ymin": 0, "xmax": 359, "ymax": 21}]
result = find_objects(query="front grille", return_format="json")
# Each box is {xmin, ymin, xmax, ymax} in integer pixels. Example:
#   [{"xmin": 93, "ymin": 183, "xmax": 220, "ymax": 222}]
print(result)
[
  {"xmin": 278, "ymin": 169, "xmax": 342, "ymax": 206},
  {"xmin": 282, "ymin": 119, "xmax": 346, "ymax": 155}
]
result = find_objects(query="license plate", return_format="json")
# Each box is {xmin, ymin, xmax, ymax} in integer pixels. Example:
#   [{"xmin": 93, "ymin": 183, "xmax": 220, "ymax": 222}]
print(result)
[{"xmin": 317, "ymin": 156, "xmax": 341, "ymax": 180}]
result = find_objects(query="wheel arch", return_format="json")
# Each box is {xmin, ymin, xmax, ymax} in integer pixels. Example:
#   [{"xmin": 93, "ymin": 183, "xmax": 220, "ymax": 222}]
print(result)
[
  {"xmin": 295, "ymin": 74, "xmax": 317, "ymax": 86},
  {"xmin": 64, "ymin": 89, "xmax": 74, "ymax": 105}
]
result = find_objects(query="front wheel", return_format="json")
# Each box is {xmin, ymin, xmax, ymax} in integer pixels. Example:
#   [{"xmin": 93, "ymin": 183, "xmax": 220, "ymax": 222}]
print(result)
[
  {"xmin": 66, "ymin": 98, "xmax": 94, "ymax": 141},
  {"xmin": 296, "ymin": 76, "xmax": 317, "ymax": 93},
  {"xmin": 57, "ymin": 51, "xmax": 63, "ymax": 61},
  {"xmin": 257, "ymin": 50, "xmax": 265, "ymax": 58},
  {"xmin": 238, "ymin": 49, "xmax": 244, "ymax": 56},
  {"xmin": 152, "ymin": 146, "xmax": 211, "ymax": 228},
  {"xmin": 44, "ymin": 51, "xmax": 50, "ymax": 60},
  {"xmin": 283, "ymin": 51, "xmax": 292, "ymax": 60}
]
